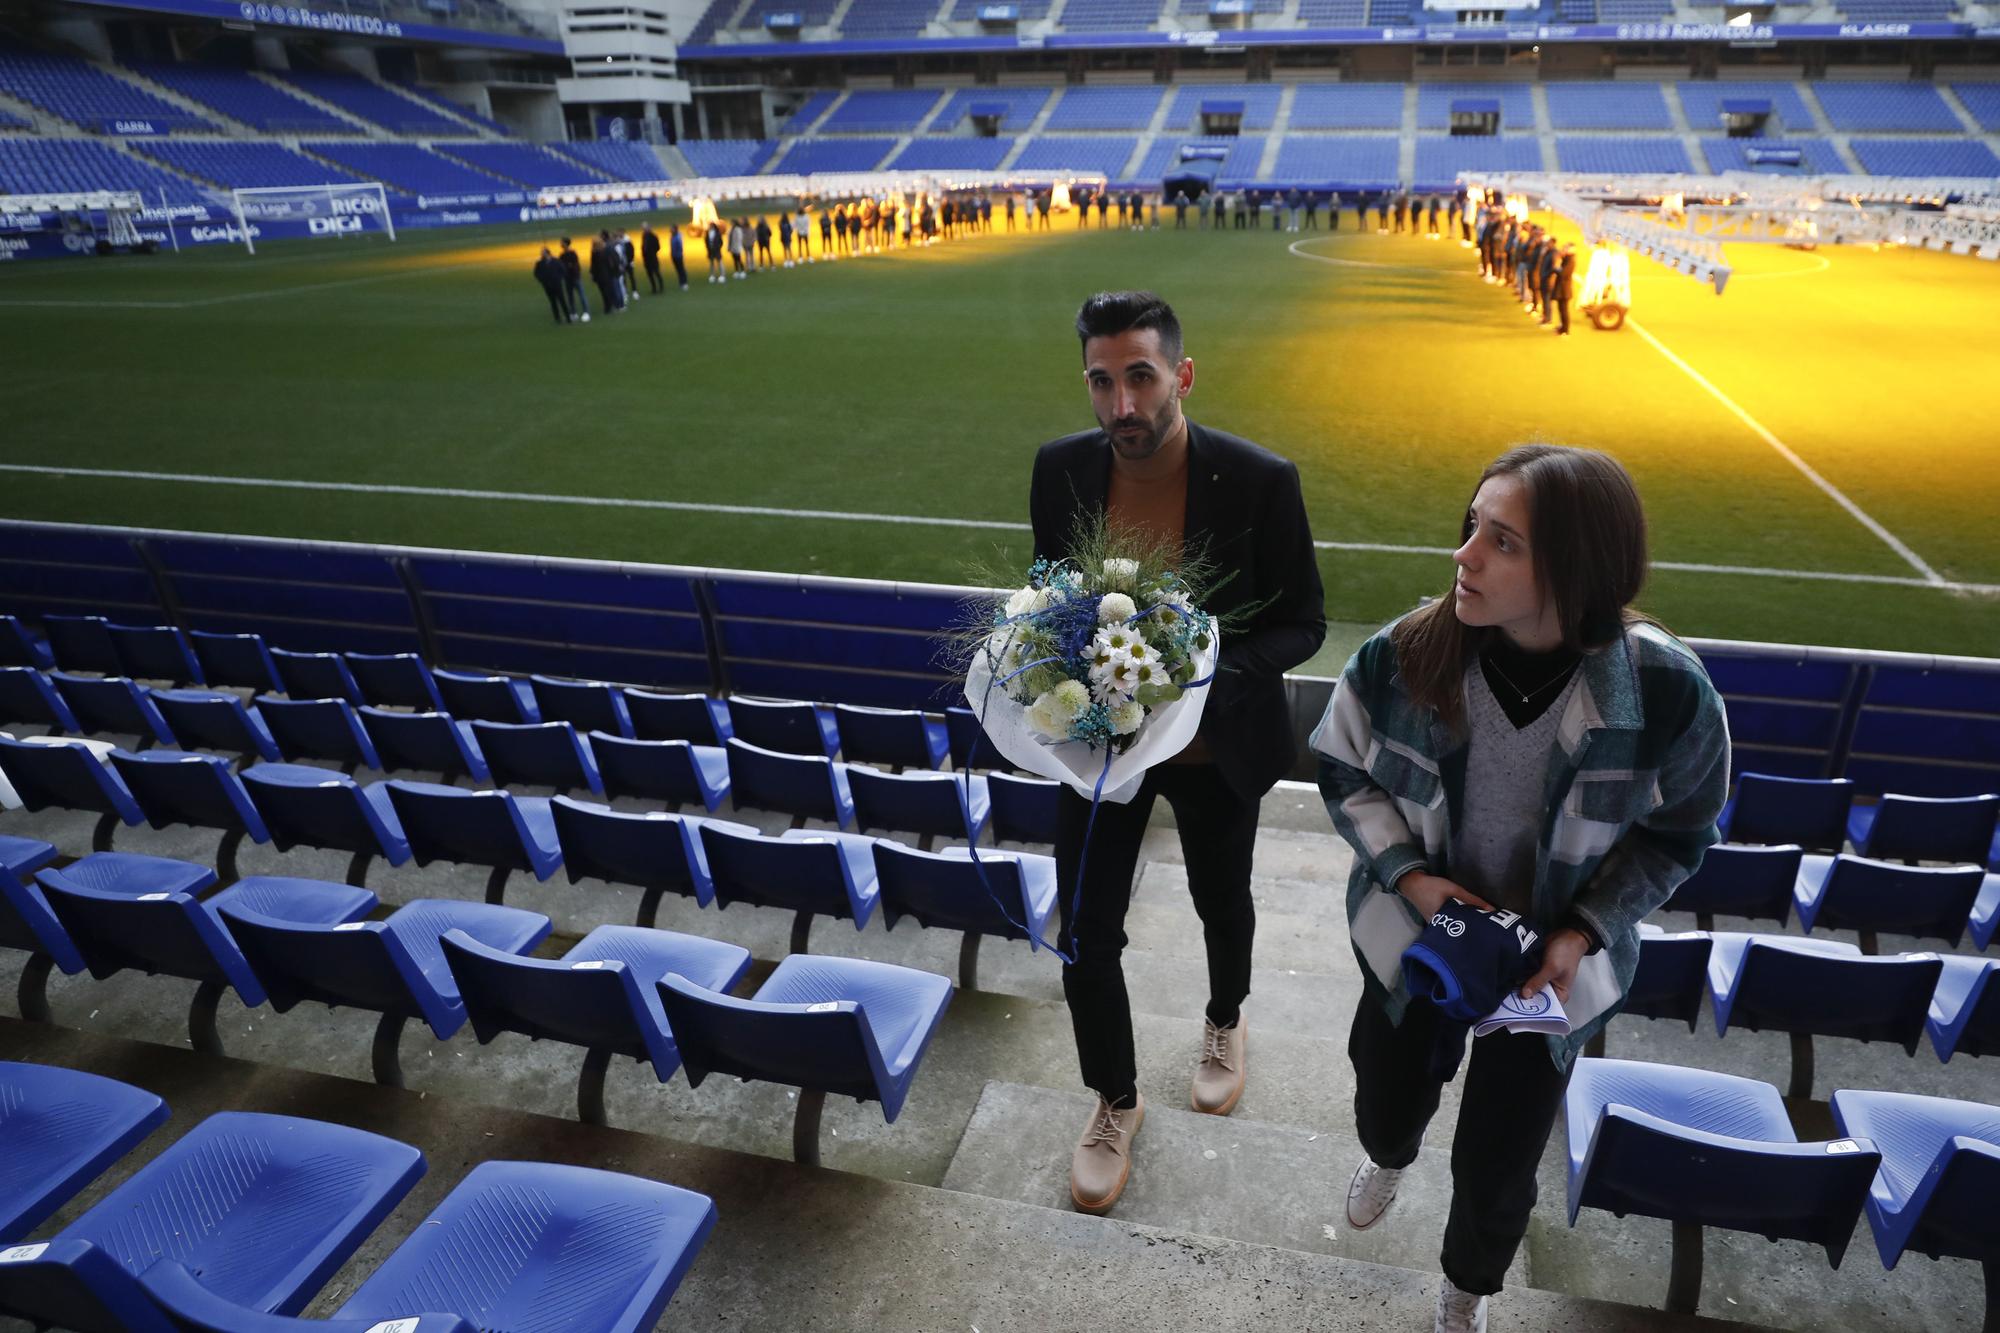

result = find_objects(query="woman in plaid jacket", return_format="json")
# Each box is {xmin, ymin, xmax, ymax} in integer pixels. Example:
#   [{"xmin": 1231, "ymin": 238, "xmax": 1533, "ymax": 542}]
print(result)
[{"xmin": 1309, "ymin": 444, "xmax": 1730, "ymax": 1333}]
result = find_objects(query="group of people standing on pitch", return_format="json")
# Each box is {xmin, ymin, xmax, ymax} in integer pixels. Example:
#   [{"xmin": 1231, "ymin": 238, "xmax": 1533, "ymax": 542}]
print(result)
[
  {"xmin": 532, "ymin": 228, "xmax": 680, "ymax": 325},
  {"xmin": 1472, "ymin": 193, "xmax": 1579, "ymax": 336},
  {"xmin": 1037, "ymin": 291, "xmax": 1729, "ymax": 1332}
]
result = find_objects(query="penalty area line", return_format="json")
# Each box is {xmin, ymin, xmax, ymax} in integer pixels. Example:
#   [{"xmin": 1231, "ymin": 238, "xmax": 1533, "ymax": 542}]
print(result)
[{"xmin": 2, "ymin": 462, "xmax": 1994, "ymax": 595}]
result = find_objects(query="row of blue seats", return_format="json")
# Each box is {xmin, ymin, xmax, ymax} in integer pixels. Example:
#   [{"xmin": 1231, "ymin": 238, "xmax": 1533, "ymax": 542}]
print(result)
[
  {"xmin": 5, "ymin": 842, "xmax": 957, "ymax": 1154},
  {"xmin": 1564, "ymin": 1055, "xmax": 1997, "ymax": 1320},
  {"xmin": 1716, "ymin": 771, "xmax": 2000, "ymax": 870},
  {"xmin": 1667, "ymin": 840, "xmax": 2000, "ymax": 950},
  {"xmin": 0, "ymin": 1059, "xmax": 715, "ymax": 1332}
]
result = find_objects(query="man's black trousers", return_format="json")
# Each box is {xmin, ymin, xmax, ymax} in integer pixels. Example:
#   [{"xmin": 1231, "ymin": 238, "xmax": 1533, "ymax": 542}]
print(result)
[
  {"xmin": 1055, "ymin": 762, "xmax": 1259, "ymax": 1108},
  {"xmin": 645, "ymin": 257, "xmax": 664, "ymax": 293},
  {"xmin": 1348, "ymin": 995, "xmax": 1570, "ymax": 1296},
  {"xmin": 541, "ymin": 285, "xmax": 568, "ymax": 323}
]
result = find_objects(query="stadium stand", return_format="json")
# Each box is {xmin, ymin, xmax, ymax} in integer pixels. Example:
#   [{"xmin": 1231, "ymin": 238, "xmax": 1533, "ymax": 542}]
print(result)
[
  {"xmin": 1851, "ymin": 137, "xmax": 2000, "ymax": 175},
  {"xmin": 1161, "ymin": 82, "xmax": 1285, "ymax": 132},
  {"xmin": 0, "ymin": 109, "xmax": 26, "ymax": 129},
  {"xmin": 556, "ymin": 139, "xmax": 669, "ymax": 180},
  {"xmin": 1012, "ymin": 134, "xmax": 1138, "ymax": 177},
  {"xmin": 1043, "ymin": 85, "xmax": 1164, "ymax": 131},
  {"xmin": 1286, "ymin": 82, "xmax": 1403, "ymax": 130},
  {"xmin": 1413, "ymin": 134, "xmax": 1541, "ymax": 185},
  {"xmin": 741, "ymin": 0, "xmax": 840, "ymax": 28},
  {"xmin": 776, "ymin": 136, "xmax": 898, "ymax": 173},
  {"xmin": 0, "ymin": 42, "xmax": 211, "ymax": 133},
  {"xmin": 931, "ymin": 86, "xmax": 1054, "ymax": 130},
  {"xmin": 389, "ymin": 79, "xmax": 507, "ymax": 135},
  {"xmin": 0, "ymin": 136, "xmax": 209, "ymax": 204},
  {"xmin": 1543, "ymin": 81, "xmax": 1674, "ymax": 130},
  {"xmin": 275, "ymin": 68, "xmax": 467, "ymax": 135},
  {"xmin": 1415, "ymin": 81, "xmax": 1535, "ymax": 130},
  {"xmin": 1365, "ymin": 0, "xmax": 1410, "ymax": 22},
  {"xmin": 1134, "ymin": 135, "xmax": 1266, "ymax": 183},
  {"xmin": 128, "ymin": 63, "xmax": 351, "ymax": 134},
  {"xmin": 839, "ymin": 0, "xmax": 951, "ymax": 37},
  {"xmin": 889, "ymin": 136, "xmax": 1017, "ymax": 169},
  {"xmin": 442, "ymin": 141, "xmax": 612, "ymax": 186},
  {"xmin": 303, "ymin": 141, "xmax": 514, "ymax": 196},
  {"xmin": 948, "ymin": 0, "xmax": 1052, "ymax": 15},
  {"xmin": 1595, "ymin": 0, "xmax": 1672, "ymax": 16},
  {"xmin": 1837, "ymin": 0, "xmax": 1958, "ymax": 17},
  {"xmin": 1814, "ymin": 80, "xmax": 1962, "ymax": 132},
  {"xmin": 1555, "ymin": 136, "xmax": 1694, "ymax": 173},
  {"xmin": 1271, "ymin": 135, "xmax": 1400, "ymax": 185},
  {"xmin": 134, "ymin": 140, "xmax": 372, "ymax": 192},
  {"xmin": 678, "ymin": 138, "xmax": 777, "ymax": 175},
  {"xmin": 1057, "ymin": 0, "xmax": 1170, "ymax": 30},
  {"xmin": 1295, "ymin": 0, "xmax": 1370, "ymax": 17},
  {"xmin": 1557, "ymin": 0, "xmax": 1596, "ymax": 18},
  {"xmin": 817, "ymin": 88, "xmax": 946, "ymax": 133},
  {"xmin": 1676, "ymin": 80, "xmax": 1817, "ymax": 133},
  {"xmin": 1953, "ymin": 82, "xmax": 2000, "ymax": 131},
  {"xmin": 780, "ymin": 90, "xmax": 840, "ymax": 133},
  {"xmin": 1699, "ymin": 137, "xmax": 1847, "ymax": 174}
]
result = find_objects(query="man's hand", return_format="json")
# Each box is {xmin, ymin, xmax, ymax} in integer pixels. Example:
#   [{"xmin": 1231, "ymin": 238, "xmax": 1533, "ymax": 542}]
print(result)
[
  {"xmin": 1519, "ymin": 928, "xmax": 1591, "ymax": 1005},
  {"xmin": 1396, "ymin": 872, "xmax": 1494, "ymax": 920}
]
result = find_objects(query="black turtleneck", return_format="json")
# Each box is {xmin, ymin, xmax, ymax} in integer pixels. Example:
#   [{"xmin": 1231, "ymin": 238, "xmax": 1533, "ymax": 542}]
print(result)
[{"xmin": 1479, "ymin": 635, "xmax": 1582, "ymax": 730}]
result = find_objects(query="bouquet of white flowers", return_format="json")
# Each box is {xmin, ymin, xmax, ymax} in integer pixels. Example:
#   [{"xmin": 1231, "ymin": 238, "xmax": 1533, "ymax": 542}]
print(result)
[{"xmin": 964, "ymin": 549, "xmax": 1218, "ymax": 803}]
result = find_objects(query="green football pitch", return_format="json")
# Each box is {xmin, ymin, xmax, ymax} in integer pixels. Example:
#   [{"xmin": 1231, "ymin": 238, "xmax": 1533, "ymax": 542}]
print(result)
[{"xmin": 2, "ymin": 206, "xmax": 1995, "ymax": 669}]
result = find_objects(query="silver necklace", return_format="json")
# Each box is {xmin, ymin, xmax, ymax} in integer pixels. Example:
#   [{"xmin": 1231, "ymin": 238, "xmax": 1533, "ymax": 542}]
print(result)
[{"xmin": 1484, "ymin": 653, "xmax": 1575, "ymax": 705}]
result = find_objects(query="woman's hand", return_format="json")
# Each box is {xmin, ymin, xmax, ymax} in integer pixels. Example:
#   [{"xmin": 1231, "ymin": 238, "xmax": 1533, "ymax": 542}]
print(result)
[
  {"xmin": 1396, "ymin": 872, "xmax": 1494, "ymax": 920},
  {"xmin": 1519, "ymin": 928, "xmax": 1591, "ymax": 1005}
]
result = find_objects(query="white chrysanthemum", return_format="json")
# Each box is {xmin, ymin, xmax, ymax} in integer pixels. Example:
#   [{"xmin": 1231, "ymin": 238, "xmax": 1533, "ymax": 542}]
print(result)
[
  {"xmin": 1094, "ymin": 626, "xmax": 1134, "ymax": 657},
  {"xmin": 1091, "ymin": 656, "xmax": 1138, "ymax": 702},
  {"xmin": 1128, "ymin": 657, "xmax": 1163, "ymax": 691},
  {"xmin": 1102, "ymin": 558, "xmax": 1140, "ymax": 590},
  {"xmin": 1109, "ymin": 700, "xmax": 1145, "ymax": 735},
  {"xmin": 1051, "ymin": 679, "xmax": 1091, "ymax": 719},
  {"xmin": 1096, "ymin": 592, "xmax": 1137, "ymax": 625}
]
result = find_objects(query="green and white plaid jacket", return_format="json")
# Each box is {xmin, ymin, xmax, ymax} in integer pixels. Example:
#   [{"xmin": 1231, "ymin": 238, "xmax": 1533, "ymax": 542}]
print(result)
[{"xmin": 1310, "ymin": 618, "xmax": 1731, "ymax": 1068}]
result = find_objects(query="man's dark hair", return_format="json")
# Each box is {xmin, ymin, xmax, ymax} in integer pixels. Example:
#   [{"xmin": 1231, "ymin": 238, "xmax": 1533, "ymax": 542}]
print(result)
[{"xmin": 1075, "ymin": 291, "xmax": 1183, "ymax": 365}]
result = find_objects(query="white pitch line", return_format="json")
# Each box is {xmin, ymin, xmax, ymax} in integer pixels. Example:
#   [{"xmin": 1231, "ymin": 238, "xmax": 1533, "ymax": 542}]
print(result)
[
  {"xmin": 1626, "ymin": 315, "xmax": 1946, "ymax": 587},
  {"xmin": 3, "ymin": 462, "xmax": 1994, "ymax": 594},
  {"xmin": 0, "ymin": 254, "xmax": 520, "ymax": 311}
]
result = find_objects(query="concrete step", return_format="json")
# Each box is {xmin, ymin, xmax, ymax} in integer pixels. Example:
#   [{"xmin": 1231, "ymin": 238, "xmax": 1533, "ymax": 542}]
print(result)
[
  {"xmin": 0, "ymin": 1017, "xmax": 1763, "ymax": 1333},
  {"xmin": 942, "ymin": 1078, "xmax": 1530, "ymax": 1287}
]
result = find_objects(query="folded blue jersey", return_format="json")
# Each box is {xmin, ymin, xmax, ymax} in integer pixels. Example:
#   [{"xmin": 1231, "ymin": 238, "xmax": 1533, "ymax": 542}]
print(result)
[{"xmin": 1402, "ymin": 902, "xmax": 1546, "ymax": 1024}]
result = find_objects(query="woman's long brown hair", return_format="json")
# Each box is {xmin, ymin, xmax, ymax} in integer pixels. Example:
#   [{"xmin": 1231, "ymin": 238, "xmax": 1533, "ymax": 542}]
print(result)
[{"xmin": 1391, "ymin": 444, "xmax": 1653, "ymax": 729}]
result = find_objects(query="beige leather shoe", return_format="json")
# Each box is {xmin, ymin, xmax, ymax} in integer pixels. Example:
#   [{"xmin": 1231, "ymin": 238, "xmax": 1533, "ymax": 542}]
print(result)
[
  {"xmin": 1070, "ymin": 1093, "xmax": 1145, "ymax": 1214},
  {"xmin": 1191, "ymin": 1018, "xmax": 1246, "ymax": 1115}
]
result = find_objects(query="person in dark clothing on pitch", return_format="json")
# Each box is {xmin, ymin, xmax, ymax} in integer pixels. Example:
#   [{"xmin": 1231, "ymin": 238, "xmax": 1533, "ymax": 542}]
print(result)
[
  {"xmin": 1031, "ymin": 291, "xmax": 1326, "ymax": 1218},
  {"xmin": 641, "ymin": 223, "xmax": 664, "ymax": 294},
  {"xmin": 669, "ymin": 225, "xmax": 688, "ymax": 290},
  {"xmin": 532, "ymin": 246, "xmax": 570, "ymax": 324},
  {"xmin": 588, "ymin": 234, "xmax": 621, "ymax": 314},
  {"xmin": 558, "ymin": 237, "xmax": 588, "ymax": 319}
]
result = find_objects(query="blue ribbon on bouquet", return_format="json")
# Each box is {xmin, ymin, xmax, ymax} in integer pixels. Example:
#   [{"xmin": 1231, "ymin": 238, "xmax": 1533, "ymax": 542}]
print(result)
[{"xmin": 956, "ymin": 610, "xmax": 1213, "ymax": 968}]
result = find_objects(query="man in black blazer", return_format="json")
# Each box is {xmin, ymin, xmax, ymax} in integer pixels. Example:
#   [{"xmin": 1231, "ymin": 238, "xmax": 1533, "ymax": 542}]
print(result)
[{"xmin": 1029, "ymin": 291, "xmax": 1325, "ymax": 1216}]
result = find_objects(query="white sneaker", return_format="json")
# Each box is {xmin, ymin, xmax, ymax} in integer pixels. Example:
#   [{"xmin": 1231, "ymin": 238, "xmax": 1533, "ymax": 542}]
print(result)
[
  {"xmin": 1346, "ymin": 1158, "xmax": 1403, "ymax": 1230},
  {"xmin": 1434, "ymin": 1278, "xmax": 1487, "ymax": 1333}
]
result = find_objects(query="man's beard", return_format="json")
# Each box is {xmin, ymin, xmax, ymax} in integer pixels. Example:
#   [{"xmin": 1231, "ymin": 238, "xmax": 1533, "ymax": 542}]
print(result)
[{"xmin": 1102, "ymin": 400, "xmax": 1179, "ymax": 460}]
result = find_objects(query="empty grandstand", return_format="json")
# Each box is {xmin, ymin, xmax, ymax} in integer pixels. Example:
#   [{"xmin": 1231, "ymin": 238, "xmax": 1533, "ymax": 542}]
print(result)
[
  {"xmin": 1287, "ymin": 83, "xmax": 1403, "ymax": 130},
  {"xmin": 130, "ymin": 64, "xmax": 353, "ymax": 135}
]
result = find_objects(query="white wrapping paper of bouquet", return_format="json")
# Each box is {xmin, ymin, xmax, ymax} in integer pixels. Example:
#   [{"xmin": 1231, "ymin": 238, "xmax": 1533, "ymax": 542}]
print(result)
[{"xmin": 962, "ymin": 629, "xmax": 1220, "ymax": 804}]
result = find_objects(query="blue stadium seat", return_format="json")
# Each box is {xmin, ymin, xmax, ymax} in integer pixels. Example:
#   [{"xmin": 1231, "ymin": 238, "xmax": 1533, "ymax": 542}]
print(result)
[
  {"xmin": 38, "ymin": 854, "xmax": 374, "ymax": 1052},
  {"xmin": 1708, "ymin": 932, "xmax": 1944, "ymax": 1097},
  {"xmin": 1848, "ymin": 793, "xmax": 2000, "ymax": 866},
  {"xmin": 108, "ymin": 748, "xmax": 271, "ymax": 880},
  {"xmin": 0, "ymin": 1061, "xmax": 166, "ymax": 1244},
  {"xmin": 725, "ymin": 737, "xmax": 853, "ymax": 827},
  {"xmin": 0, "ymin": 666, "xmax": 79, "ymax": 733},
  {"xmin": 0, "ymin": 1109, "xmax": 423, "ymax": 1333},
  {"xmin": 40, "ymin": 615, "xmax": 120, "ymax": 674},
  {"xmin": 343, "ymin": 651, "xmax": 446, "ymax": 712},
  {"xmin": 728, "ymin": 696, "xmax": 839, "ymax": 757},
  {"xmin": 188, "ymin": 631, "xmax": 281, "ymax": 694},
  {"xmin": 530, "ymin": 674, "xmax": 635, "ymax": 738},
  {"xmin": 658, "ymin": 952, "xmax": 953, "ymax": 1164},
  {"xmin": 240, "ymin": 762, "xmax": 410, "ymax": 885},
  {"xmin": 1565, "ymin": 1058, "xmax": 1881, "ymax": 1314},
  {"xmin": 443, "ymin": 922, "xmax": 751, "ymax": 1124},
  {"xmin": 944, "ymin": 705, "xmax": 998, "ymax": 771},
  {"xmin": 1043, "ymin": 86, "xmax": 1162, "ymax": 131},
  {"xmin": 700, "ymin": 822, "xmax": 879, "ymax": 953},
  {"xmin": 872, "ymin": 841, "xmax": 1057, "ymax": 989},
  {"xmin": 833, "ymin": 703, "xmax": 948, "ymax": 770},
  {"xmin": 443, "ymin": 141, "xmax": 613, "ymax": 188},
  {"xmin": 779, "ymin": 138, "xmax": 897, "ymax": 174},
  {"xmin": 1286, "ymin": 83, "xmax": 1403, "ymax": 129},
  {"xmin": 551, "ymin": 796, "xmax": 740, "ymax": 922},
  {"xmin": 1662, "ymin": 842, "xmax": 1801, "ymax": 927},
  {"xmin": 590, "ymin": 733, "xmax": 732, "ymax": 811},
  {"xmin": 988, "ymin": 771, "xmax": 1060, "ymax": 844},
  {"xmin": 1793, "ymin": 853, "xmax": 1988, "ymax": 950},
  {"xmin": 224, "ymin": 895, "xmax": 551, "ymax": 1085},
  {"xmin": 671, "ymin": 138, "xmax": 777, "ymax": 177},
  {"xmin": 50, "ymin": 673, "xmax": 176, "ymax": 747},
  {"xmin": 359, "ymin": 707, "xmax": 491, "ymax": 783},
  {"xmin": 1975, "ymin": 875, "xmax": 2000, "ymax": 950},
  {"xmin": 470, "ymin": 719, "xmax": 603, "ymax": 794},
  {"xmin": 434, "ymin": 668, "xmax": 541, "ymax": 723},
  {"xmin": 254, "ymin": 694, "xmax": 382, "ymax": 772},
  {"xmin": 1717, "ymin": 773, "xmax": 1855, "ymax": 852},
  {"xmin": 384, "ymin": 779, "xmax": 562, "ymax": 904},
  {"xmin": 276, "ymin": 68, "xmax": 466, "ymax": 134},
  {"xmin": 106, "ymin": 624, "xmax": 202, "ymax": 686},
  {"xmin": 818, "ymin": 88, "xmax": 943, "ymax": 133},
  {"xmin": 148, "ymin": 689, "xmax": 282, "ymax": 765},
  {"xmin": 1611, "ymin": 924, "xmax": 1714, "ymax": 1042},
  {"xmin": 141, "ymin": 1159, "xmax": 716, "ymax": 1333},
  {"xmin": 1830, "ymin": 1089, "xmax": 2000, "ymax": 1309},
  {"xmin": 848, "ymin": 767, "xmax": 991, "ymax": 846},
  {"xmin": 0, "ymin": 616, "xmax": 53, "ymax": 670},
  {"xmin": 1927, "ymin": 956, "xmax": 2000, "ymax": 1062},
  {"xmin": 270, "ymin": 648, "xmax": 363, "ymax": 703},
  {"xmin": 624, "ymin": 688, "xmax": 731, "ymax": 744},
  {"xmin": 2, "ymin": 836, "xmax": 125, "ymax": 1023},
  {"xmin": 0, "ymin": 735, "xmax": 145, "ymax": 850}
]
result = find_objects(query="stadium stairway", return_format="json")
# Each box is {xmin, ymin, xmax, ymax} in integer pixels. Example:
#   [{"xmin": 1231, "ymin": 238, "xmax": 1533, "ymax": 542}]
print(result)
[{"xmin": 4, "ymin": 760, "xmax": 1995, "ymax": 1328}]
